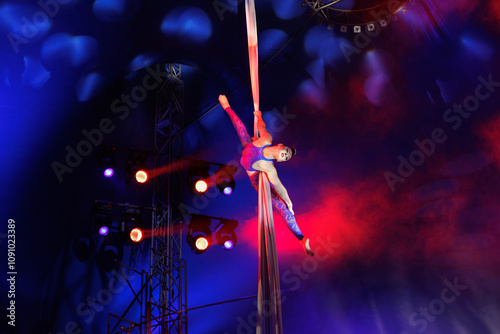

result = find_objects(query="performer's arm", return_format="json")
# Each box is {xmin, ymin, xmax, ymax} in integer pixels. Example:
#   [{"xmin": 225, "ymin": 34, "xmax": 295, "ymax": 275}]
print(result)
[
  {"xmin": 262, "ymin": 164, "xmax": 294, "ymax": 215},
  {"xmin": 253, "ymin": 110, "xmax": 272, "ymax": 142}
]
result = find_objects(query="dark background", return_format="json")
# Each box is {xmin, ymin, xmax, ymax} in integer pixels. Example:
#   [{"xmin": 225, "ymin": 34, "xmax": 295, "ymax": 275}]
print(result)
[{"xmin": 1, "ymin": 0, "xmax": 500, "ymax": 333}]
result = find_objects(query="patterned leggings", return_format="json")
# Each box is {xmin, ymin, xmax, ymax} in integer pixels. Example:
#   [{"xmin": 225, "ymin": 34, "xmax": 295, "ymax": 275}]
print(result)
[{"xmin": 225, "ymin": 107, "xmax": 304, "ymax": 241}]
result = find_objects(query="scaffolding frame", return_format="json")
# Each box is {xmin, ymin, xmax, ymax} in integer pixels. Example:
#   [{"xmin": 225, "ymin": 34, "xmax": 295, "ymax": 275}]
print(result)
[
  {"xmin": 150, "ymin": 63, "xmax": 187, "ymax": 334},
  {"xmin": 107, "ymin": 64, "xmax": 187, "ymax": 334}
]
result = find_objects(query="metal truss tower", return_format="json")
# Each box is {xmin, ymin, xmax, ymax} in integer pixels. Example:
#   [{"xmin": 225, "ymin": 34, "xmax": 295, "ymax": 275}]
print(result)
[
  {"xmin": 149, "ymin": 63, "xmax": 187, "ymax": 334},
  {"xmin": 107, "ymin": 64, "xmax": 187, "ymax": 334}
]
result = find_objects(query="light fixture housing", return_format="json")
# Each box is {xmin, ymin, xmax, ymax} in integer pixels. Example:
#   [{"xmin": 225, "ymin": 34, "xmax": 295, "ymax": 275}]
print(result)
[
  {"xmin": 119, "ymin": 207, "xmax": 144, "ymax": 243},
  {"xmin": 187, "ymin": 161, "xmax": 211, "ymax": 195},
  {"xmin": 215, "ymin": 219, "xmax": 238, "ymax": 251},
  {"xmin": 215, "ymin": 164, "xmax": 237, "ymax": 196},
  {"xmin": 187, "ymin": 215, "xmax": 212, "ymax": 254},
  {"xmin": 97, "ymin": 146, "xmax": 116, "ymax": 178},
  {"xmin": 91, "ymin": 201, "xmax": 112, "ymax": 237},
  {"xmin": 125, "ymin": 151, "xmax": 150, "ymax": 184}
]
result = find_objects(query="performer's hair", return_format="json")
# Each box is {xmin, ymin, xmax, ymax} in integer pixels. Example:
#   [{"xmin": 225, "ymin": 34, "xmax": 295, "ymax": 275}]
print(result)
[{"xmin": 287, "ymin": 146, "xmax": 297, "ymax": 157}]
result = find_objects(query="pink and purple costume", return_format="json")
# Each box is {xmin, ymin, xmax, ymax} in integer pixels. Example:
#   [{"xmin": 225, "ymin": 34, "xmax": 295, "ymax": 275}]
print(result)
[
  {"xmin": 225, "ymin": 107, "xmax": 304, "ymax": 240},
  {"xmin": 240, "ymin": 144, "xmax": 273, "ymax": 172}
]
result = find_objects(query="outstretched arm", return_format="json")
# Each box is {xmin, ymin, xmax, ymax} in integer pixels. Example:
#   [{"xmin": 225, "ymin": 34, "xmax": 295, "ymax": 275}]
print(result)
[
  {"xmin": 262, "ymin": 164, "xmax": 294, "ymax": 215},
  {"xmin": 219, "ymin": 95, "xmax": 272, "ymax": 143}
]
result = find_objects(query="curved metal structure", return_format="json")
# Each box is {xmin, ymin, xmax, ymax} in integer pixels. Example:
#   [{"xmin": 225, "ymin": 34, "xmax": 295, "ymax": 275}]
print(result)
[{"xmin": 305, "ymin": 0, "xmax": 410, "ymax": 25}]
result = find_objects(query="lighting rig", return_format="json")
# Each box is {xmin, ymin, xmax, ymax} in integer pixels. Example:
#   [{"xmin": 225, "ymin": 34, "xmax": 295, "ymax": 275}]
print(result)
[{"xmin": 186, "ymin": 214, "xmax": 239, "ymax": 254}]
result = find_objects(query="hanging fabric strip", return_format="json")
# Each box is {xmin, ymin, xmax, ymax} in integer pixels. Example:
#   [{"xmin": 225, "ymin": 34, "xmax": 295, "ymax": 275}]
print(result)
[
  {"xmin": 245, "ymin": 1, "xmax": 283, "ymax": 333},
  {"xmin": 244, "ymin": 0, "xmax": 260, "ymax": 136},
  {"xmin": 257, "ymin": 172, "xmax": 283, "ymax": 334}
]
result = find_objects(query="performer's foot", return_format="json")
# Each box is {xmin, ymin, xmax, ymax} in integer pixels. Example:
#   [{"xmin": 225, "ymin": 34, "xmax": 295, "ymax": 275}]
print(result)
[{"xmin": 300, "ymin": 238, "xmax": 314, "ymax": 256}]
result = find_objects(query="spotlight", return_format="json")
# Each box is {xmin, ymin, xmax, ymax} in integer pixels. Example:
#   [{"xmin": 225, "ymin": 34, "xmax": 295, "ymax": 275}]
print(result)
[
  {"xmin": 195, "ymin": 179, "xmax": 209, "ymax": 193},
  {"xmin": 119, "ymin": 207, "xmax": 144, "ymax": 243},
  {"xmin": 135, "ymin": 170, "xmax": 148, "ymax": 183},
  {"xmin": 97, "ymin": 221, "xmax": 111, "ymax": 236},
  {"xmin": 195, "ymin": 236, "xmax": 209, "ymax": 251},
  {"xmin": 97, "ymin": 146, "xmax": 116, "ymax": 178},
  {"xmin": 125, "ymin": 151, "xmax": 149, "ymax": 184},
  {"xmin": 99, "ymin": 226, "xmax": 110, "ymax": 236},
  {"xmin": 187, "ymin": 161, "xmax": 211, "ymax": 195},
  {"xmin": 367, "ymin": 23, "xmax": 375, "ymax": 31},
  {"xmin": 104, "ymin": 168, "xmax": 114, "ymax": 178},
  {"xmin": 223, "ymin": 239, "xmax": 235, "ymax": 250},
  {"xmin": 215, "ymin": 219, "xmax": 238, "ymax": 251},
  {"xmin": 223, "ymin": 187, "xmax": 233, "ymax": 196},
  {"xmin": 187, "ymin": 215, "xmax": 212, "ymax": 254},
  {"xmin": 340, "ymin": 26, "xmax": 347, "ymax": 33},
  {"xmin": 215, "ymin": 164, "xmax": 237, "ymax": 196},
  {"xmin": 91, "ymin": 201, "xmax": 112, "ymax": 237},
  {"xmin": 380, "ymin": 19, "xmax": 388, "ymax": 27},
  {"xmin": 130, "ymin": 227, "xmax": 143, "ymax": 242},
  {"xmin": 354, "ymin": 26, "xmax": 361, "ymax": 33}
]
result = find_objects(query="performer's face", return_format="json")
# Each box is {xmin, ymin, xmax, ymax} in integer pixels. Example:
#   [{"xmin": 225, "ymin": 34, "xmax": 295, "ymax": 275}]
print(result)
[{"xmin": 277, "ymin": 145, "xmax": 292, "ymax": 162}]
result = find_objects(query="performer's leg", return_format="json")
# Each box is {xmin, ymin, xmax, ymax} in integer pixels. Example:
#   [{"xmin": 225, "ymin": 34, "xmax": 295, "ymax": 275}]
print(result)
[
  {"xmin": 224, "ymin": 107, "xmax": 252, "ymax": 147},
  {"xmin": 248, "ymin": 172, "xmax": 304, "ymax": 240},
  {"xmin": 271, "ymin": 196, "xmax": 304, "ymax": 241}
]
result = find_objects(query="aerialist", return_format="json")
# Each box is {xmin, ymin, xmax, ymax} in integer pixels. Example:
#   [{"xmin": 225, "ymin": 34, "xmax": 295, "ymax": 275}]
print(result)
[{"xmin": 219, "ymin": 95, "xmax": 314, "ymax": 256}]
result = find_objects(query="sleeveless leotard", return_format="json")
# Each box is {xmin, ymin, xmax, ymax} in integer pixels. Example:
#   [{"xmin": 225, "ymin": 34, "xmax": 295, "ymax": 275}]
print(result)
[{"xmin": 240, "ymin": 144, "xmax": 273, "ymax": 172}]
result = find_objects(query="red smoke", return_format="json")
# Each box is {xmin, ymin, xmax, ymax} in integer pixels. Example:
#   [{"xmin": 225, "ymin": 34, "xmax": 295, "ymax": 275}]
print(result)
[
  {"xmin": 237, "ymin": 175, "xmax": 421, "ymax": 265},
  {"xmin": 343, "ymin": 71, "xmax": 408, "ymax": 137},
  {"xmin": 237, "ymin": 160, "xmax": 500, "ymax": 275},
  {"xmin": 475, "ymin": 112, "xmax": 500, "ymax": 170},
  {"xmin": 432, "ymin": 0, "xmax": 479, "ymax": 18},
  {"xmin": 484, "ymin": 2, "xmax": 500, "ymax": 35}
]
